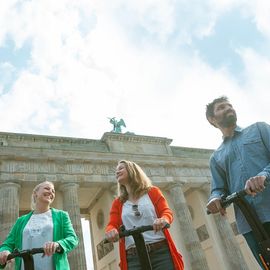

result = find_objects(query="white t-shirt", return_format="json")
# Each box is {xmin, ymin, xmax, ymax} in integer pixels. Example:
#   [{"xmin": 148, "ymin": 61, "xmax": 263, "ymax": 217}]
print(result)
[
  {"xmin": 21, "ymin": 209, "xmax": 54, "ymax": 270},
  {"xmin": 122, "ymin": 194, "xmax": 165, "ymax": 249}
]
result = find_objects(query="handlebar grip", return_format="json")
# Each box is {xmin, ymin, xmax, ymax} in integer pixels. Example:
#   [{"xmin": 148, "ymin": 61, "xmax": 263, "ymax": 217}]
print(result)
[
  {"xmin": 56, "ymin": 245, "xmax": 63, "ymax": 253},
  {"xmin": 30, "ymin": 248, "xmax": 45, "ymax": 255},
  {"xmin": 206, "ymin": 189, "xmax": 249, "ymax": 215},
  {"xmin": 7, "ymin": 251, "xmax": 19, "ymax": 260},
  {"xmin": 164, "ymin": 223, "xmax": 170, "ymax": 229},
  {"xmin": 104, "ymin": 223, "xmax": 171, "ymax": 243},
  {"xmin": 5, "ymin": 246, "xmax": 62, "ymax": 262}
]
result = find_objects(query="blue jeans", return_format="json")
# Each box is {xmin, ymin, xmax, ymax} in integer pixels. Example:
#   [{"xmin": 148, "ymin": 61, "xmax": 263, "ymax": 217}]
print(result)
[
  {"xmin": 127, "ymin": 245, "xmax": 174, "ymax": 270},
  {"xmin": 243, "ymin": 222, "xmax": 270, "ymax": 269}
]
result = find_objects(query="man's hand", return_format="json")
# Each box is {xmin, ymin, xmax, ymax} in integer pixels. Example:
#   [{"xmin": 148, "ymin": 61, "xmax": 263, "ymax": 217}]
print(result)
[
  {"xmin": 206, "ymin": 197, "xmax": 226, "ymax": 216},
  {"xmin": 245, "ymin": 176, "xmax": 266, "ymax": 196}
]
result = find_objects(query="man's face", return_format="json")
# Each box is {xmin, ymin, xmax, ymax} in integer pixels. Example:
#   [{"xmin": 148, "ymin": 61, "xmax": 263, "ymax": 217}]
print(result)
[{"xmin": 211, "ymin": 101, "xmax": 237, "ymax": 128}]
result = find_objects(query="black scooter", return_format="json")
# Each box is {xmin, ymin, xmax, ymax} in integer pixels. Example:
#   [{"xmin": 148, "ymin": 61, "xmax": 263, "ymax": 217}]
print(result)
[
  {"xmin": 208, "ymin": 190, "xmax": 270, "ymax": 270},
  {"xmin": 105, "ymin": 223, "xmax": 170, "ymax": 270},
  {"xmin": 0, "ymin": 247, "xmax": 61, "ymax": 270}
]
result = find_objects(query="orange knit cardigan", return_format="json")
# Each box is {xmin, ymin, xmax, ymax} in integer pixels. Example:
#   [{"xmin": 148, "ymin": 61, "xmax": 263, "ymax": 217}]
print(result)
[{"xmin": 105, "ymin": 186, "xmax": 184, "ymax": 270}]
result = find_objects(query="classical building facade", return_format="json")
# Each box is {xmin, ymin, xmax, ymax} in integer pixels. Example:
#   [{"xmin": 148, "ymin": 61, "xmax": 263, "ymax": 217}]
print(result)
[{"xmin": 0, "ymin": 131, "xmax": 260, "ymax": 269}]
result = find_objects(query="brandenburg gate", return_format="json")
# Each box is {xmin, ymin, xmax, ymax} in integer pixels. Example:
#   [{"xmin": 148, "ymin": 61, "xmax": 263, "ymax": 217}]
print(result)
[{"xmin": 0, "ymin": 131, "xmax": 260, "ymax": 269}]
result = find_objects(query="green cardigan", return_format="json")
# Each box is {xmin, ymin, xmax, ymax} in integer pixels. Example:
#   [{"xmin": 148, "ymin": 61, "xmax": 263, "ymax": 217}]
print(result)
[{"xmin": 0, "ymin": 208, "xmax": 79, "ymax": 270}]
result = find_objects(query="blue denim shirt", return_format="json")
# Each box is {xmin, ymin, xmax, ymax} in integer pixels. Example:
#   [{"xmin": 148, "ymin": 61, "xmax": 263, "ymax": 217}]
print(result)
[{"xmin": 209, "ymin": 122, "xmax": 270, "ymax": 234}]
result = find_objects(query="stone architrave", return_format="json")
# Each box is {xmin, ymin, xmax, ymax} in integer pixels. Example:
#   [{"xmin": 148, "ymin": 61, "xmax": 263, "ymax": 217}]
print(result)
[
  {"xmin": 168, "ymin": 182, "xmax": 210, "ymax": 270},
  {"xmin": 60, "ymin": 183, "xmax": 87, "ymax": 270},
  {"xmin": 200, "ymin": 185, "xmax": 249, "ymax": 270},
  {"xmin": 0, "ymin": 182, "xmax": 20, "ymax": 270}
]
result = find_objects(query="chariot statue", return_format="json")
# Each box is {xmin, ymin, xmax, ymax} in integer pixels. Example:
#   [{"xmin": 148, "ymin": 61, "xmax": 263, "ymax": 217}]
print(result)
[{"xmin": 108, "ymin": 117, "xmax": 126, "ymax": 133}]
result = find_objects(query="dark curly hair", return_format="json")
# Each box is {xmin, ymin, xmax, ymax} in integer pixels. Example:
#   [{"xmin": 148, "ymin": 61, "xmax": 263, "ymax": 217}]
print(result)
[{"xmin": 205, "ymin": 96, "xmax": 229, "ymax": 126}]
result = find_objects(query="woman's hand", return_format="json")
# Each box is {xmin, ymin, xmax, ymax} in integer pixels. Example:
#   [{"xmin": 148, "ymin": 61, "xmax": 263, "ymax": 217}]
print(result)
[
  {"xmin": 43, "ymin": 241, "xmax": 60, "ymax": 256},
  {"xmin": 105, "ymin": 228, "xmax": 119, "ymax": 242},
  {"xmin": 153, "ymin": 218, "xmax": 169, "ymax": 233},
  {"xmin": 0, "ymin": 250, "xmax": 11, "ymax": 265}
]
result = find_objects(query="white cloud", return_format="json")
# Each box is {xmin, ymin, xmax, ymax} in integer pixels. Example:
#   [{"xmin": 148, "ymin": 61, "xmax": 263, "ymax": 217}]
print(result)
[
  {"xmin": 235, "ymin": 48, "xmax": 270, "ymax": 124},
  {"xmin": 0, "ymin": 71, "xmax": 60, "ymax": 133},
  {"xmin": 0, "ymin": 0, "xmax": 269, "ymax": 150},
  {"xmin": 249, "ymin": 0, "xmax": 270, "ymax": 38},
  {"xmin": 0, "ymin": 62, "xmax": 16, "ymax": 87}
]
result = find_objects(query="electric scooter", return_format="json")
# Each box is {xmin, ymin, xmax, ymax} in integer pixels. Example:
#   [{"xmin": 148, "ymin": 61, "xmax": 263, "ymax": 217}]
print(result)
[
  {"xmin": 105, "ymin": 223, "xmax": 170, "ymax": 270},
  {"xmin": 208, "ymin": 189, "xmax": 270, "ymax": 270}
]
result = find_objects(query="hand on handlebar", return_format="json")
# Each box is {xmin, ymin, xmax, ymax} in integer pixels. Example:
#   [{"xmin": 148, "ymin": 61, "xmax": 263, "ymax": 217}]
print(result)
[
  {"xmin": 153, "ymin": 218, "xmax": 169, "ymax": 233},
  {"xmin": 0, "ymin": 250, "xmax": 11, "ymax": 266},
  {"xmin": 245, "ymin": 176, "xmax": 266, "ymax": 196},
  {"xmin": 105, "ymin": 228, "xmax": 119, "ymax": 243},
  {"xmin": 42, "ymin": 241, "xmax": 60, "ymax": 257},
  {"xmin": 206, "ymin": 197, "xmax": 226, "ymax": 216}
]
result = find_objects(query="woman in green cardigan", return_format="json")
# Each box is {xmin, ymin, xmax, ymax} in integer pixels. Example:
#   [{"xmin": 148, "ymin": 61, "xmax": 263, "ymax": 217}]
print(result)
[{"xmin": 0, "ymin": 181, "xmax": 78, "ymax": 270}]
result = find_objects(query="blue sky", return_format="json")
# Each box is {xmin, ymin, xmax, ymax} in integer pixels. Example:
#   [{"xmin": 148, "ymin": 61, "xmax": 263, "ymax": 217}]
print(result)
[
  {"xmin": 0, "ymin": 0, "xmax": 270, "ymax": 151},
  {"xmin": 193, "ymin": 8, "xmax": 265, "ymax": 74}
]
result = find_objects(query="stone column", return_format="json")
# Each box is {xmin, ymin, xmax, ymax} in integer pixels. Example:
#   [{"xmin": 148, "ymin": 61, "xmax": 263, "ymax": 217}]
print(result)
[
  {"xmin": 0, "ymin": 182, "xmax": 20, "ymax": 242},
  {"xmin": 168, "ymin": 182, "xmax": 210, "ymax": 270},
  {"xmin": 0, "ymin": 182, "xmax": 20, "ymax": 270},
  {"xmin": 200, "ymin": 185, "xmax": 249, "ymax": 270},
  {"xmin": 213, "ymin": 215, "xmax": 249, "ymax": 269},
  {"xmin": 60, "ymin": 183, "xmax": 87, "ymax": 270}
]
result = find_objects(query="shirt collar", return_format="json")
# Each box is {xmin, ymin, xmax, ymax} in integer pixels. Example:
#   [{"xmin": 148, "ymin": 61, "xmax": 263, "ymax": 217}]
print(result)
[
  {"xmin": 234, "ymin": 125, "xmax": 243, "ymax": 133},
  {"xmin": 223, "ymin": 125, "xmax": 242, "ymax": 141}
]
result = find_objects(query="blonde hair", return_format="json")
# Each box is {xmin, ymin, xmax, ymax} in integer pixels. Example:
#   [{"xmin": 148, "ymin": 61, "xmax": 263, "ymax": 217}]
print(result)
[
  {"xmin": 31, "ymin": 181, "xmax": 54, "ymax": 210},
  {"xmin": 117, "ymin": 160, "xmax": 152, "ymax": 202}
]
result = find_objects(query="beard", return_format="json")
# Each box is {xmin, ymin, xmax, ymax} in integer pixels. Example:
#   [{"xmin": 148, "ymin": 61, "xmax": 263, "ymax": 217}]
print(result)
[{"xmin": 219, "ymin": 111, "xmax": 237, "ymax": 128}]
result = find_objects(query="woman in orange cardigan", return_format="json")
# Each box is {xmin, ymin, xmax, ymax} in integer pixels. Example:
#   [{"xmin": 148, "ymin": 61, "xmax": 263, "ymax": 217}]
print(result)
[{"xmin": 105, "ymin": 160, "xmax": 184, "ymax": 270}]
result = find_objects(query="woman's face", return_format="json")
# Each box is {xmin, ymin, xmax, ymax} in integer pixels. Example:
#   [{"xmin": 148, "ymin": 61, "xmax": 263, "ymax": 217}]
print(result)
[
  {"xmin": 116, "ymin": 163, "xmax": 129, "ymax": 185},
  {"xmin": 34, "ymin": 182, "xmax": 55, "ymax": 206}
]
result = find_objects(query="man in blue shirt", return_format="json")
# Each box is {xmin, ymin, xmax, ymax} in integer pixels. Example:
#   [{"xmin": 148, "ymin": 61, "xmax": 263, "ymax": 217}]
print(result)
[{"xmin": 205, "ymin": 96, "xmax": 270, "ymax": 268}]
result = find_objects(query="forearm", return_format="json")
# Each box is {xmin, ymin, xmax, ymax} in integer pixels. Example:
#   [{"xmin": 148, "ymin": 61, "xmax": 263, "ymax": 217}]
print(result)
[
  {"xmin": 57, "ymin": 213, "xmax": 79, "ymax": 253},
  {"xmin": 155, "ymin": 191, "xmax": 173, "ymax": 223},
  {"xmin": 257, "ymin": 166, "xmax": 270, "ymax": 183},
  {"xmin": 105, "ymin": 199, "xmax": 121, "ymax": 232},
  {"xmin": 209, "ymin": 157, "xmax": 228, "ymax": 200},
  {"xmin": 257, "ymin": 122, "xmax": 270, "ymax": 183}
]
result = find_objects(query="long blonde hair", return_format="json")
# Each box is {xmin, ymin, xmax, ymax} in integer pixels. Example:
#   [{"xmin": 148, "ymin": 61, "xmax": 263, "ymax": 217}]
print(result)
[
  {"xmin": 31, "ymin": 181, "xmax": 54, "ymax": 210},
  {"xmin": 118, "ymin": 160, "xmax": 152, "ymax": 202}
]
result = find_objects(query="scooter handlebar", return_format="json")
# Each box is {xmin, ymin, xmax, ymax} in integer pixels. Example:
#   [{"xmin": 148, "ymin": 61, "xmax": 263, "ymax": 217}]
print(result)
[
  {"xmin": 119, "ymin": 223, "xmax": 170, "ymax": 237},
  {"xmin": 104, "ymin": 223, "xmax": 170, "ymax": 244},
  {"xmin": 5, "ymin": 246, "xmax": 62, "ymax": 261},
  {"xmin": 206, "ymin": 189, "xmax": 248, "ymax": 215}
]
